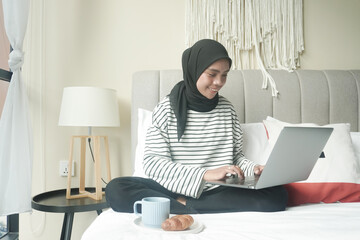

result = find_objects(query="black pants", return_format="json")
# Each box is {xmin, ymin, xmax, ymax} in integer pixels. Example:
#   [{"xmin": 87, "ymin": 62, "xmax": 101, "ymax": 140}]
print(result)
[{"xmin": 105, "ymin": 176, "xmax": 288, "ymax": 214}]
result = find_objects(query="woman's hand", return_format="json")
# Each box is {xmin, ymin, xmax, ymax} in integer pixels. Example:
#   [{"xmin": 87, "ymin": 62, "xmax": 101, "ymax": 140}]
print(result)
[
  {"xmin": 203, "ymin": 165, "xmax": 244, "ymax": 182},
  {"xmin": 254, "ymin": 165, "xmax": 264, "ymax": 176}
]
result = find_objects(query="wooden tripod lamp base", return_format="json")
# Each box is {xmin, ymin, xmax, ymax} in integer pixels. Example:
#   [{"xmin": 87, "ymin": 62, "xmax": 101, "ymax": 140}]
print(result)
[{"xmin": 66, "ymin": 135, "xmax": 111, "ymax": 201}]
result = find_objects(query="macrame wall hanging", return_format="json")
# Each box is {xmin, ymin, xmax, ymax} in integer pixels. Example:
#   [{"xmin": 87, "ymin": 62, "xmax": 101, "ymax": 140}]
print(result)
[{"xmin": 185, "ymin": 0, "xmax": 304, "ymax": 96}]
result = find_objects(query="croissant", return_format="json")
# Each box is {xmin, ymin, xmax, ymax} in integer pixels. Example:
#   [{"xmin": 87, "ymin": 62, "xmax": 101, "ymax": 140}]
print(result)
[{"xmin": 161, "ymin": 215, "xmax": 194, "ymax": 231}]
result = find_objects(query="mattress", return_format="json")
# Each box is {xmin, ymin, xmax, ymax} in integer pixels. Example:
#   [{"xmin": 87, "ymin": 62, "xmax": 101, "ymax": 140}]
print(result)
[{"xmin": 81, "ymin": 202, "xmax": 360, "ymax": 240}]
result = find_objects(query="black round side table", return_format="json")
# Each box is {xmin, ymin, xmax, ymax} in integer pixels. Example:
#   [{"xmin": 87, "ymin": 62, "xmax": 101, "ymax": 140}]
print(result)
[{"xmin": 32, "ymin": 188, "xmax": 109, "ymax": 240}]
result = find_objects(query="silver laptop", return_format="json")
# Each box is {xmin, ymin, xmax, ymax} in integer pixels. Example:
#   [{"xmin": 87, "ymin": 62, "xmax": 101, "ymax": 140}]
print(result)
[{"xmin": 207, "ymin": 126, "xmax": 333, "ymax": 189}]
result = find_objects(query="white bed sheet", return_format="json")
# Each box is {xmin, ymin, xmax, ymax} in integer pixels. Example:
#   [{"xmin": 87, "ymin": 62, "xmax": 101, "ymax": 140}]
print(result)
[{"xmin": 81, "ymin": 202, "xmax": 360, "ymax": 240}]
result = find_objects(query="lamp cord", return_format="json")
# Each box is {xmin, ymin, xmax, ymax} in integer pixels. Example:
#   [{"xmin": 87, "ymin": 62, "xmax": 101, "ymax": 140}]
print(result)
[{"xmin": 88, "ymin": 138, "xmax": 108, "ymax": 185}]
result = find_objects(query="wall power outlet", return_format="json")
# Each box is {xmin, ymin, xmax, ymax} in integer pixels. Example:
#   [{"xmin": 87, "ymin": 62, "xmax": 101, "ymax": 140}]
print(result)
[{"xmin": 59, "ymin": 160, "xmax": 75, "ymax": 177}]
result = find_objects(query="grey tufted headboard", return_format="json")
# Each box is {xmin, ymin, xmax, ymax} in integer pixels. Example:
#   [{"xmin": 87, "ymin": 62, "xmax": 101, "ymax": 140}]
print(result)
[{"xmin": 131, "ymin": 70, "xmax": 360, "ymax": 163}]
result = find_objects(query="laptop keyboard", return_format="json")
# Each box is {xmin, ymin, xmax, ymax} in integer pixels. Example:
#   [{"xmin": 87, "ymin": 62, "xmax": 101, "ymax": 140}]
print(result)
[{"xmin": 225, "ymin": 175, "xmax": 259, "ymax": 186}]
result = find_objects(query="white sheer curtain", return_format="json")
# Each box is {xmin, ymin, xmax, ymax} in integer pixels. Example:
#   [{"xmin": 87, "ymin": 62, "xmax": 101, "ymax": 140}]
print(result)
[{"xmin": 0, "ymin": 0, "xmax": 31, "ymax": 215}]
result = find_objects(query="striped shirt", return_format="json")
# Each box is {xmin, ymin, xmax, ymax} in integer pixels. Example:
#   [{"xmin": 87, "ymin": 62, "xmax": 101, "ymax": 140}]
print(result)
[{"xmin": 143, "ymin": 96, "xmax": 256, "ymax": 199}]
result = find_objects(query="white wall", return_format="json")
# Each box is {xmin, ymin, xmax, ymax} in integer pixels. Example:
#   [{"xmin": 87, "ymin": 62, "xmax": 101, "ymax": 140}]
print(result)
[
  {"xmin": 20, "ymin": 0, "xmax": 360, "ymax": 239},
  {"xmin": 301, "ymin": 0, "xmax": 360, "ymax": 69}
]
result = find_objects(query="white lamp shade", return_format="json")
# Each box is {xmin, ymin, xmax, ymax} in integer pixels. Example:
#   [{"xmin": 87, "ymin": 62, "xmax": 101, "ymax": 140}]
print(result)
[{"xmin": 59, "ymin": 87, "xmax": 120, "ymax": 127}]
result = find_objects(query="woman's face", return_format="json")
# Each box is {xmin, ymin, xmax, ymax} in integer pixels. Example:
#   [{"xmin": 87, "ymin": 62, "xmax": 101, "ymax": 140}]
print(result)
[{"xmin": 196, "ymin": 58, "xmax": 230, "ymax": 99}]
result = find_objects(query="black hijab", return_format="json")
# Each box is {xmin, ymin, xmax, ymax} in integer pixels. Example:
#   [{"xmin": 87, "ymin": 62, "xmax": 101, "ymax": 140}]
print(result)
[{"xmin": 169, "ymin": 39, "xmax": 232, "ymax": 141}]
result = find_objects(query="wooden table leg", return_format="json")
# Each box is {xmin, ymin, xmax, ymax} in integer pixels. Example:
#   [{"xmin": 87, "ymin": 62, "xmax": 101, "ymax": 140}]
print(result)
[{"xmin": 60, "ymin": 212, "xmax": 74, "ymax": 240}]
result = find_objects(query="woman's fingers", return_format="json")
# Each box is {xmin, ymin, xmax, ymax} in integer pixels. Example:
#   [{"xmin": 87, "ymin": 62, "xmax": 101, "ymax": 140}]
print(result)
[
  {"xmin": 204, "ymin": 165, "xmax": 244, "ymax": 181},
  {"xmin": 226, "ymin": 165, "xmax": 244, "ymax": 179},
  {"xmin": 254, "ymin": 165, "xmax": 265, "ymax": 176}
]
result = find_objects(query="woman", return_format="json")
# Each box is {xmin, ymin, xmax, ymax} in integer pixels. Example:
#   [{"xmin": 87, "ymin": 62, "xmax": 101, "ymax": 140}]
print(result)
[{"xmin": 106, "ymin": 39, "xmax": 287, "ymax": 214}]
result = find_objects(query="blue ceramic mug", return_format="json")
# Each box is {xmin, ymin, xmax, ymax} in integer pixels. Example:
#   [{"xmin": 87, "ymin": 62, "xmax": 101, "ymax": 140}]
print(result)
[{"xmin": 133, "ymin": 197, "xmax": 170, "ymax": 228}]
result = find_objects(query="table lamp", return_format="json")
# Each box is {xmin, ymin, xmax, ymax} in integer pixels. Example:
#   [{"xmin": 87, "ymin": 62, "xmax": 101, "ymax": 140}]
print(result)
[{"xmin": 59, "ymin": 87, "xmax": 120, "ymax": 200}]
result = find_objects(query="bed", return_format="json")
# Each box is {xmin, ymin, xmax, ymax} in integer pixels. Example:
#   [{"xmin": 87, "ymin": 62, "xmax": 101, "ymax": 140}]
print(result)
[{"xmin": 82, "ymin": 69, "xmax": 360, "ymax": 240}]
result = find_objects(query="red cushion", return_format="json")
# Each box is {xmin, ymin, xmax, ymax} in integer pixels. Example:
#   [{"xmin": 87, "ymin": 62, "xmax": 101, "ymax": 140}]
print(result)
[{"xmin": 285, "ymin": 182, "xmax": 360, "ymax": 206}]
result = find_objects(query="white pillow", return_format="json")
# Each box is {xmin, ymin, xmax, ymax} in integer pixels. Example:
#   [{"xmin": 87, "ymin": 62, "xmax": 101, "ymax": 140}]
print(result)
[
  {"xmin": 263, "ymin": 116, "xmax": 360, "ymax": 206},
  {"xmin": 351, "ymin": 132, "xmax": 360, "ymax": 166},
  {"xmin": 240, "ymin": 123, "xmax": 270, "ymax": 165},
  {"xmin": 133, "ymin": 108, "xmax": 152, "ymax": 178},
  {"xmin": 263, "ymin": 116, "xmax": 360, "ymax": 183}
]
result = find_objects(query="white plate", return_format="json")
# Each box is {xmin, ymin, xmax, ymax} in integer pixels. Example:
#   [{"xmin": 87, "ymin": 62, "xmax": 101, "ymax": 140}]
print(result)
[{"xmin": 133, "ymin": 216, "xmax": 204, "ymax": 234}]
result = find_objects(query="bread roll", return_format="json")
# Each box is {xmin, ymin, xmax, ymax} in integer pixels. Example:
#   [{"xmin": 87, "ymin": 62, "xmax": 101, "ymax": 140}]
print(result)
[{"xmin": 161, "ymin": 215, "xmax": 194, "ymax": 231}]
